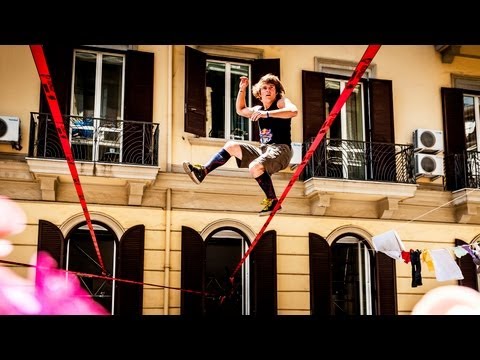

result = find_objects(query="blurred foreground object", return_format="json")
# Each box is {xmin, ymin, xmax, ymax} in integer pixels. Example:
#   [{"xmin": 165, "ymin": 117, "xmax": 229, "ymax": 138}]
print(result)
[
  {"xmin": 0, "ymin": 196, "xmax": 108, "ymax": 315},
  {"xmin": 412, "ymin": 285, "xmax": 480, "ymax": 315}
]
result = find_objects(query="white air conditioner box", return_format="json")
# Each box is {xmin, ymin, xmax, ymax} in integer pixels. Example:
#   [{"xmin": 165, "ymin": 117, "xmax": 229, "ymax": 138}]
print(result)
[
  {"xmin": 0, "ymin": 116, "xmax": 20, "ymax": 142},
  {"xmin": 290, "ymin": 142, "xmax": 303, "ymax": 165},
  {"xmin": 413, "ymin": 128, "xmax": 443, "ymax": 153},
  {"xmin": 415, "ymin": 153, "xmax": 444, "ymax": 177}
]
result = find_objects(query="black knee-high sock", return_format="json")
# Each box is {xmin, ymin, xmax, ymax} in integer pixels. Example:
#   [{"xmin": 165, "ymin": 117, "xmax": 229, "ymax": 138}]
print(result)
[
  {"xmin": 255, "ymin": 172, "xmax": 277, "ymax": 199},
  {"xmin": 204, "ymin": 148, "xmax": 231, "ymax": 174}
]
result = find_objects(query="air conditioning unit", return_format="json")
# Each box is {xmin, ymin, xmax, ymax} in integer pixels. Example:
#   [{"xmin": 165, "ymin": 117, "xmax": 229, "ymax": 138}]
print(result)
[
  {"xmin": 0, "ymin": 116, "xmax": 20, "ymax": 142},
  {"xmin": 413, "ymin": 128, "xmax": 443, "ymax": 153},
  {"xmin": 414, "ymin": 153, "xmax": 444, "ymax": 177}
]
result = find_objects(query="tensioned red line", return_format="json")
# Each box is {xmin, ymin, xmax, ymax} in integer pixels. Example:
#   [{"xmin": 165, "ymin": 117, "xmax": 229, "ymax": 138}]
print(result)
[
  {"xmin": 229, "ymin": 45, "xmax": 382, "ymax": 283},
  {"xmin": 0, "ymin": 258, "xmax": 209, "ymax": 297},
  {"xmin": 30, "ymin": 45, "xmax": 106, "ymax": 274}
]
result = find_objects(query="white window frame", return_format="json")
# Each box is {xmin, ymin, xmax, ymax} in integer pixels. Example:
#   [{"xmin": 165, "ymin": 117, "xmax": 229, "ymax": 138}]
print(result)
[{"xmin": 70, "ymin": 49, "xmax": 126, "ymax": 162}]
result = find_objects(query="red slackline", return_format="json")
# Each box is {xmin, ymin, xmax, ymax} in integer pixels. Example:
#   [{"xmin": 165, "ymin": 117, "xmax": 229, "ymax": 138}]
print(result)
[{"xmin": 30, "ymin": 45, "xmax": 107, "ymax": 274}]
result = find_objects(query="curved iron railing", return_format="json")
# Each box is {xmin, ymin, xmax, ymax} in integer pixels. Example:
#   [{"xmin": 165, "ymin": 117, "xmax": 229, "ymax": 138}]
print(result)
[
  {"xmin": 303, "ymin": 137, "xmax": 416, "ymax": 184},
  {"xmin": 444, "ymin": 151, "xmax": 480, "ymax": 190},
  {"xmin": 28, "ymin": 112, "xmax": 159, "ymax": 166}
]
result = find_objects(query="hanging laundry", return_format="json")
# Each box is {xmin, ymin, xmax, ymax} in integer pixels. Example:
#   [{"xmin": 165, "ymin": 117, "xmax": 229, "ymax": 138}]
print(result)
[
  {"xmin": 429, "ymin": 249, "xmax": 464, "ymax": 281},
  {"xmin": 401, "ymin": 250, "xmax": 411, "ymax": 264},
  {"xmin": 410, "ymin": 249, "xmax": 422, "ymax": 287},
  {"xmin": 372, "ymin": 230, "xmax": 405, "ymax": 260},
  {"xmin": 453, "ymin": 246, "xmax": 468, "ymax": 258},
  {"xmin": 461, "ymin": 245, "xmax": 480, "ymax": 266},
  {"xmin": 421, "ymin": 250, "xmax": 435, "ymax": 272}
]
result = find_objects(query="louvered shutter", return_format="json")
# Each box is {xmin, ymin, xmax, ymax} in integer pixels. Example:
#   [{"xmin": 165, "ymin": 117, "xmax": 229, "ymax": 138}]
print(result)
[
  {"xmin": 116, "ymin": 224, "xmax": 145, "ymax": 315},
  {"xmin": 309, "ymin": 233, "xmax": 332, "ymax": 315},
  {"xmin": 184, "ymin": 46, "xmax": 207, "ymax": 137},
  {"xmin": 181, "ymin": 226, "xmax": 205, "ymax": 316},
  {"xmin": 369, "ymin": 79, "xmax": 395, "ymax": 182},
  {"xmin": 441, "ymin": 87, "xmax": 467, "ymax": 191},
  {"xmin": 375, "ymin": 252, "xmax": 397, "ymax": 315},
  {"xmin": 38, "ymin": 220, "xmax": 65, "ymax": 270},
  {"xmin": 251, "ymin": 230, "xmax": 277, "ymax": 317}
]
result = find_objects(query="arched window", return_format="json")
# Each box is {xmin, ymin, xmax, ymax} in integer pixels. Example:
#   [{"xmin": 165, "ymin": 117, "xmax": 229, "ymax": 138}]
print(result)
[
  {"xmin": 331, "ymin": 235, "xmax": 374, "ymax": 315},
  {"xmin": 309, "ymin": 230, "xmax": 397, "ymax": 315},
  {"xmin": 66, "ymin": 222, "xmax": 117, "ymax": 314},
  {"xmin": 181, "ymin": 225, "xmax": 277, "ymax": 316},
  {"xmin": 205, "ymin": 229, "xmax": 250, "ymax": 315}
]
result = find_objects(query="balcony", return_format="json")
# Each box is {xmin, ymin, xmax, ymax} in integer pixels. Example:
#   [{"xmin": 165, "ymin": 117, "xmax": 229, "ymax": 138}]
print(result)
[
  {"xmin": 26, "ymin": 112, "xmax": 160, "ymax": 181},
  {"xmin": 301, "ymin": 138, "xmax": 417, "ymax": 218},
  {"xmin": 303, "ymin": 137, "xmax": 415, "ymax": 184}
]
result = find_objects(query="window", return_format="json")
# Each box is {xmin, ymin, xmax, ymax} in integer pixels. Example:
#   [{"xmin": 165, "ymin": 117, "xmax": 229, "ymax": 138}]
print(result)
[
  {"xmin": 206, "ymin": 61, "xmax": 251, "ymax": 140},
  {"xmin": 325, "ymin": 77, "xmax": 366, "ymax": 179},
  {"xmin": 309, "ymin": 232, "xmax": 397, "ymax": 315},
  {"xmin": 181, "ymin": 226, "xmax": 277, "ymax": 316},
  {"xmin": 37, "ymin": 220, "xmax": 145, "ymax": 315},
  {"xmin": 66, "ymin": 223, "xmax": 117, "ymax": 314},
  {"xmin": 331, "ymin": 236, "xmax": 373, "ymax": 315},
  {"xmin": 184, "ymin": 46, "xmax": 280, "ymax": 142},
  {"xmin": 70, "ymin": 50, "xmax": 125, "ymax": 162},
  {"xmin": 441, "ymin": 78, "xmax": 480, "ymax": 191},
  {"xmin": 464, "ymin": 94, "xmax": 480, "ymax": 151},
  {"xmin": 302, "ymin": 70, "xmax": 395, "ymax": 181},
  {"xmin": 205, "ymin": 229, "xmax": 250, "ymax": 315}
]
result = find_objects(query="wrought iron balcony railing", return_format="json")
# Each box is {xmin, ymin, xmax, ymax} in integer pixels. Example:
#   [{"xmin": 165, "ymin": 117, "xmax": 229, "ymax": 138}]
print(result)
[
  {"xmin": 303, "ymin": 137, "xmax": 416, "ymax": 184},
  {"xmin": 28, "ymin": 112, "xmax": 159, "ymax": 166},
  {"xmin": 444, "ymin": 151, "xmax": 480, "ymax": 190}
]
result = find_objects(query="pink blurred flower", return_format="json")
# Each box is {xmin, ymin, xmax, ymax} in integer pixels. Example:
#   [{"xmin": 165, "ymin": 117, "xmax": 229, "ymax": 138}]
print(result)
[{"xmin": 0, "ymin": 196, "xmax": 108, "ymax": 315}]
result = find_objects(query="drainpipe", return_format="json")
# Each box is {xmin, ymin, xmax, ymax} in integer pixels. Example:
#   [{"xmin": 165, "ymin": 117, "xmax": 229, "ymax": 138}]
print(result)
[
  {"xmin": 166, "ymin": 45, "xmax": 173, "ymax": 172},
  {"xmin": 163, "ymin": 187, "xmax": 172, "ymax": 314}
]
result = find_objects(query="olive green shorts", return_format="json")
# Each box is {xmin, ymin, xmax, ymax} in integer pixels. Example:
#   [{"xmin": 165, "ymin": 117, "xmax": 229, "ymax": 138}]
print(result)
[{"xmin": 236, "ymin": 143, "xmax": 292, "ymax": 175}]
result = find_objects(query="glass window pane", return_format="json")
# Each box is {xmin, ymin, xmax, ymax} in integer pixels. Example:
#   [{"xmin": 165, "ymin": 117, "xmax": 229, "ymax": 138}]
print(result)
[
  {"xmin": 206, "ymin": 61, "xmax": 226, "ymax": 138},
  {"xmin": 230, "ymin": 64, "xmax": 249, "ymax": 140},
  {"xmin": 464, "ymin": 95, "xmax": 477, "ymax": 150},
  {"xmin": 101, "ymin": 55, "xmax": 124, "ymax": 120},
  {"xmin": 73, "ymin": 52, "xmax": 97, "ymax": 117}
]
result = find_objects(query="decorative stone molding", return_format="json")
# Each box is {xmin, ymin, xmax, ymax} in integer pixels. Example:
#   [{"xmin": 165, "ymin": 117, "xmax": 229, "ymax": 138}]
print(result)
[
  {"xmin": 377, "ymin": 197, "xmax": 401, "ymax": 219},
  {"xmin": 309, "ymin": 193, "xmax": 332, "ymax": 215},
  {"xmin": 37, "ymin": 174, "xmax": 59, "ymax": 201},
  {"xmin": 126, "ymin": 180, "xmax": 152, "ymax": 206}
]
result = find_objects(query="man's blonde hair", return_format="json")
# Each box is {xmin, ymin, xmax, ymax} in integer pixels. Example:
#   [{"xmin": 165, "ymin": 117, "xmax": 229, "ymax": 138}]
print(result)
[{"xmin": 252, "ymin": 73, "xmax": 285, "ymax": 100}]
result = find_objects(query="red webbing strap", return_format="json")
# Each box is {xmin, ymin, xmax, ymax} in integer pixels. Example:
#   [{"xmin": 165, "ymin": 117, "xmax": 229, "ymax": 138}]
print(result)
[
  {"xmin": 30, "ymin": 45, "xmax": 107, "ymax": 274},
  {"xmin": 0, "ymin": 258, "xmax": 211, "ymax": 297},
  {"xmin": 229, "ymin": 45, "xmax": 382, "ymax": 283}
]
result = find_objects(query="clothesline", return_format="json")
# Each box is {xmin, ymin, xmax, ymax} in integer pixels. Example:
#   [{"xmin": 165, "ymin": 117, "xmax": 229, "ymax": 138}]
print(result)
[{"xmin": 372, "ymin": 229, "xmax": 480, "ymax": 285}]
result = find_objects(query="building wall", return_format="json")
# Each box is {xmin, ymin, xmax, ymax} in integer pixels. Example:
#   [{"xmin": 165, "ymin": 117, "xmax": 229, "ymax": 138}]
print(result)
[{"xmin": 1, "ymin": 45, "xmax": 479, "ymax": 315}]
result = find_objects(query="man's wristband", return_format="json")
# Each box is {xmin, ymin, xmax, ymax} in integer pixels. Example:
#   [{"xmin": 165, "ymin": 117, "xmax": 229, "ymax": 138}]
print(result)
[{"xmin": 266, "ymin": 111, "xmax": 269, "ymax": 118}]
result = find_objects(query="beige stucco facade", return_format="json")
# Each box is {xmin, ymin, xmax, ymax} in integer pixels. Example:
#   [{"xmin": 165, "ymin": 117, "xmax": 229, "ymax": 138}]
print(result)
[{"xmin": 1, "ymin": 44, "xmax": 480, "ymax": 315}]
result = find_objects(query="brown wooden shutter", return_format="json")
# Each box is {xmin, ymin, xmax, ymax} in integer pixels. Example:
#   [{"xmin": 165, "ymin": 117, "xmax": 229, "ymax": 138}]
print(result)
[
  {"xmin": 116, "ymin": 224, "xmax": 145, "ymax": 316},
  {"xmin": 184, "ymin": 46, "xmax": 207, "ymax": 137},
  {"xmin": 455, "ymin": 238, "xmax": 478, "ymax": 290},
  {"xmin": 38, "ymin": 46, "xmax": 74, "ymax": 161},
  {"xmin": 251, "ymin": 59, "xmax": 281, "ymax": 142},
  {"xmin": 251, "ymin": 230, "xmax": 277, "ymax": 317},
  {"xmin": 124, "ymin": 50, "xmax": 154, "ymax": 123},
  {"xmin": 39, "ymin": 45, "xmax": 74, "ymax": 115},
  {"xmin": 122, "ymin": 50, "xmax": 154, "ymax": 165},
  {"xmin": 368, "ymin": 79, "xmax": 395, "ymax": 181},
  {"xmin": 181, "ymin": 226, "xmax": 205, "ymax": 316},
  {"xmin": 309, "ymin": 233, "xmax": 332, "ymax": 315},
  {"xmin": 441, "ymin": 87, "xmax": 467, "ymax": 191},
  {"xmin": 302, "ymin": 70, "xmax": 326, "ymax": 141},
  {"xmin": 375, "ymin": 252, "xmax": 397, "ymax": 315},
  {"xmin": 38, "ymin": 220, "xmax": 65, "ymax": 270}
]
